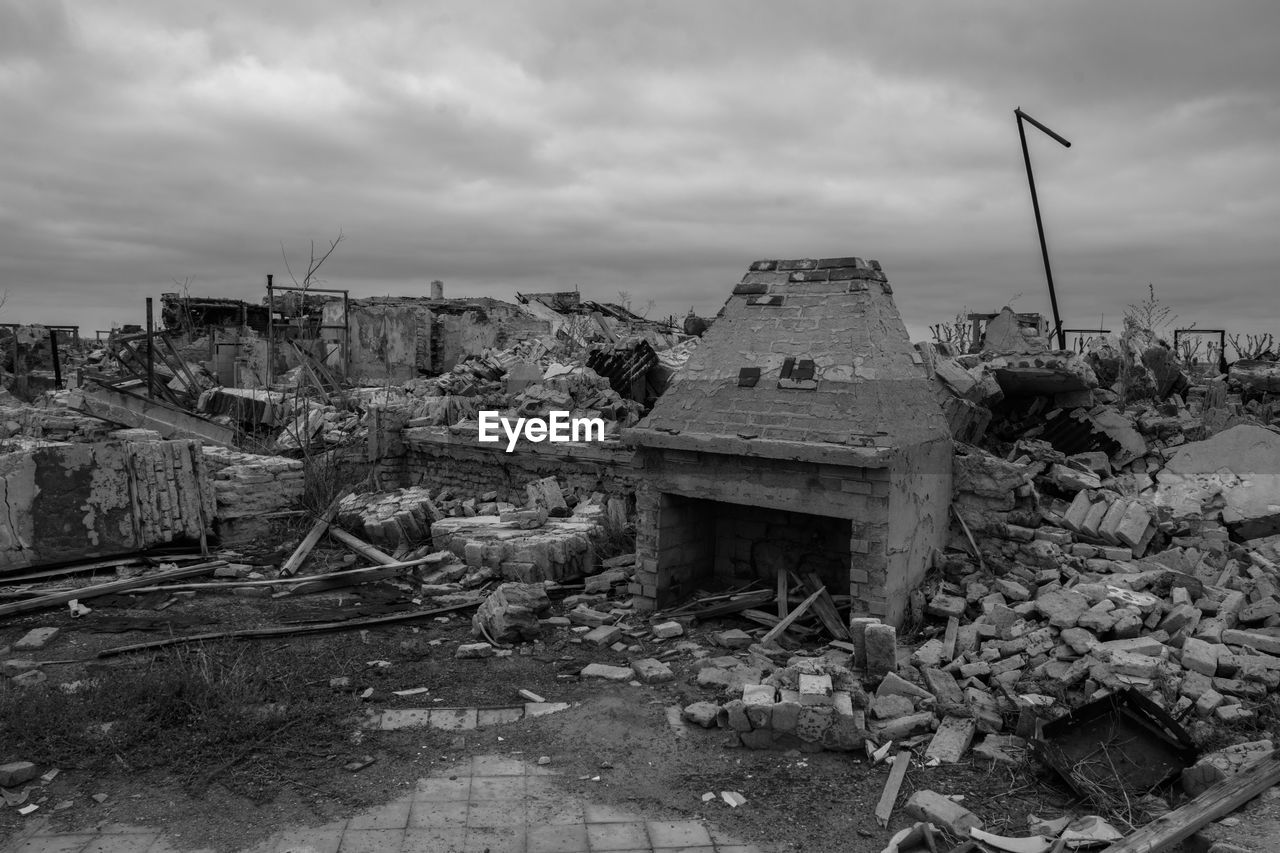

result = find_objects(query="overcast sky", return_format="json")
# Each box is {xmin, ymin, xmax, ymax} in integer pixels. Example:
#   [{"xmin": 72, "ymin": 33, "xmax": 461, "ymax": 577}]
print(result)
[{"xmin": 2, "ymin": 1, "xmax": 1278, "ymax": 347}]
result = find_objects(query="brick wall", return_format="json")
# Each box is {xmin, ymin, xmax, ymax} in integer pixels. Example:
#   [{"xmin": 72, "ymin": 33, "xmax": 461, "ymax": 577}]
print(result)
[
  {"xmin": 390, "ymin": 426, "xmax": 637, "ymax": 504},
  {"xmin": 631, "ymin": 447, "xmax": 891, "ymax": 611}
]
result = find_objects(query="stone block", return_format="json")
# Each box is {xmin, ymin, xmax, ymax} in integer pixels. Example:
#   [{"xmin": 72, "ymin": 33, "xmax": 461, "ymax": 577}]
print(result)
[
  {"xmin": 455, "ymin": 642, "xmax": 495, "ymax": 659},
  {"xmin": 925, "ymin": 716, "xmax": 976, "ymax": 764},
  {"xmin": 1036, "ymin": 588, "xmax": 1089, "ymax": 628},
  {"xmin": 0, "ymin": 761, "xmax": 40, "ymax": 787},
  {"xmin": 721, "ymin": 699, "xmax": 752, "ymax": 732},
  {"xmin": 864, "ymin": 623, "xmax": 897, "ymax": 680},
  {"xmin": 682, "ymin": 701, "xmax": 721, "ymax": 728},
  {"xmin": 798, "ymin": 673, "xmax": 833, "ymax": 706},
  {"xmin": 871, "ymin": 694, "xmax": 915, "ymax": 720},
  {"xmin": 580, "ymin": 663, "xmax": 633, "ymax": 681},
  {"xmin": 630, "ymin": 658, "xmax": 674, "ymax": 684},
  {"xmin": 873, "ymin": 711, "xmax": 934, "ymax": 741},
  {"xmin": 771, "ymin": 700, "xmax": 802, "ymax": 734},
  {"xmin": 652, "ymin": 621, "xmax": 684, "ymax": 639},
  {"xmin": 584, "ymin": 625, "xmax": 623, "ymax": 646},
  {"xmin": 1180, "ymin": 637, "xmax": 1221, "ymax": 677},
  {"xmin": 1222, "ymin": 629, "xmax": 1280, "ymax": 655},
  {"xmin": 795, "ymin": 705, "xmax": 835, "ymax": 742}
]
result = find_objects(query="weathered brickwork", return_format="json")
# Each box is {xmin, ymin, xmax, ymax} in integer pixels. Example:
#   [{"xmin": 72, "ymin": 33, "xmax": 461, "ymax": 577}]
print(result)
[
  {"xmin": 392, "ymin": 426, "xmax": 638, "ymax": 504},
  {"xmin": 627, "ymin": 257, "xmax": 953, "ymax": 626}
]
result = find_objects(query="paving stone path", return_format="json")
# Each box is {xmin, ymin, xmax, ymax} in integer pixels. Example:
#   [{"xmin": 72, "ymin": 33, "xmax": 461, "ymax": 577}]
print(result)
[{"xmin": 3, "ymin": 754, "xmax": 766, "ymax": 853}]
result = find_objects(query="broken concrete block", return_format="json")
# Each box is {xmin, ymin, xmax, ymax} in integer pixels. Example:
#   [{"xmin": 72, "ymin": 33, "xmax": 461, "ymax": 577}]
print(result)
[
  {"xmin": 995, "ymin": 578, "xmax": 1031, "ymax": 602},
  {"xmin": 1221, "ymin": 629, "xmax": 1280, "ymax": 656},
  {"xmin": 847, "ymin": 616, "xmax": 880, "ymax": 668},
  {"xmin": 771, "ymin": 700, "xmax": 802, "ymax": 734},
  {"xmin": 910, "ymin": 639, "xmax": 946, "ymax": 669},
  {"xmin": 584, "ymin": 625, "xmax": 623, "ymax": 646},
  {"xmin": 714, "ymin": 629, "xmax": 754, "ymax": 649},
  {"xmin": 651, "ymin": 620, "xmax": 684, "ymax": 639},
  {"xmin": 720, "ymin": 699, "xmax": 752, "ymax": 732},
  {"xmin": 927, "ymin": 593, "xmax": 967, "ymax": 620},
  {"xmin": 580, "ymin": 663, "xmax": 634, "ymax": 681},
  {"xmin": 904, "ymin": 790, "xmax": 983, "ymax": 836},
  {"xmin": 1036, "ymin": 588, "xmax": 1089, "ymax": 629},
  {"xmin": 682, "ymin": 701, "xmax": 721, "ymax": 728},
  {"xmin": 471, "ymin": 582, "xmax": 551, "ymax": 643},
  {"xmin": 1182, "ymin": 739, "xmax": 1275, "ymax": 796},
  {"xmin": 798, "ymin": 673, "xmax": 833, "ymax": 706},
  {"xmin": 864, "ymin": 623, "xmax": 897, "ymax": 680},
  {"xmin": 630, "ymin": 658, "xmax": 674, "ymax": 684},
  {"xmin": 795, "ymin": 705, "xmax": 835, "ymax": 742},
  {"xmin": 871, "ymin": 694, "xmax": 915, "ymax": 720},
  {"xmin": 455, "ymin": 642, "xmax": 495, "ymax": 659},
  {"xmin": 873, "ymin": 711, "xmax": 935, "ymax": 741},
  {"xmin": 13, "ymin": 627, "xmax": 59, "ymax": 651},
  {"xmin": 925, "ymin": 716, "xmax": 976, "ymax": 764},
  {"xmin": 876, "ymin": 671, "xmax": 933, "ymax": 701},
  {"xmin": 525, "ymin": 477, "xmax": 567, "ymax": 511},
  {"xmin": 0, "ymin": 761, "xmax": 39, "ymax": 787},
  {"xmin": 1180, "ymin": 637, "xmax": 1221, "ymax": 677}
]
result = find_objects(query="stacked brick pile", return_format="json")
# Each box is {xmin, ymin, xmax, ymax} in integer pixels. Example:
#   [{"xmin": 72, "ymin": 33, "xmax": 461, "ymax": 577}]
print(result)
[
  {"xmin": 126, "ymin": 439, "xmax": 216, "ymax": 545},
  {"xmin": 336, "ymin": 487, "xmax": 439, "ymax": 550},
  {"xmin": 201, "ymin": 446, "xmax": 305, "ymax": 526},
  {"xmin": 430, "ymin": 491, "xmax": 604, "ymax": 583}
]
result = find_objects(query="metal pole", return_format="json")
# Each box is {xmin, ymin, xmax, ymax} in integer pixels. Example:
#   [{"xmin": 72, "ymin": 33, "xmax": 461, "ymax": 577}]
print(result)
[
  {"xmin": 49, "ymin": 329, "xmax": 61, "ymax": 388},
  {"xmin": 145, "ymin": 297, "xmax": 156, "ymax": 399},
  {"xmin": 1015, "ymin": 108, "xmax": 1071, "ymax": 351},
  {"xmin": 266, "ymin": 273, "xmax": 274, "ymax": 387}
]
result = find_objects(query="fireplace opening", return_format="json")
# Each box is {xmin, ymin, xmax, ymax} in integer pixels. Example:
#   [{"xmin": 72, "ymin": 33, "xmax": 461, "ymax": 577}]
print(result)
[{"xmin": 654, "ymin": 493, "xmax": 852, "ymax": 605}]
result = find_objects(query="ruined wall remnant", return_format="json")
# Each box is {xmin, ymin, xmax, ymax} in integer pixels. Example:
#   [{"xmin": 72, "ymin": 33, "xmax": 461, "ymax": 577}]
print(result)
[
  {"xmin": 395, "ymin": 426, "xmax": 636, "ymax": 504},
  {"xmin": 0, "ymin": 439, "xmax": 215, "ymax": 571}
]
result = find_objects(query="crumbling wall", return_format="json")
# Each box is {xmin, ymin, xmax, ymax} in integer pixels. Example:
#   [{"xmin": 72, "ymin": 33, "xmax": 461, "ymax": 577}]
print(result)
[
  {"xmin": 884, "ymin": 436, "xmax": 954, "ymax": 626},
  {"xmin": 395, "ymin": 426, "xmax": 636, "ymax": 503},
  {"xmin": 329, "ymin": 301, "xmax": 429, "ymax": 382},
  {"xmin": 0, "ymin": 439, "xmax": 214, "ymax": 571},
  {"xmin": 430, "ymin": 301, "xmax": 551, "ymax": 372}
]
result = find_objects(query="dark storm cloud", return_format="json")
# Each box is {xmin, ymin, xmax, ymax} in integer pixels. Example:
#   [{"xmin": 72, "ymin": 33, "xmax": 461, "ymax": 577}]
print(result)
[{"xmin": 0, "ymin": 0, "xmax": 1277, "ymax": 343}]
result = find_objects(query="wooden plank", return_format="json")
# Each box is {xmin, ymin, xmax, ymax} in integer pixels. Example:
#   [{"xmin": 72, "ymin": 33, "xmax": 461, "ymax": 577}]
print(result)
[
  {"xmin": 280, "ymin": 498, "xmax": 344, "ymax": 576},
  {"xmin": 761, "ymin": 587, "xmax": 824, "ymax": 645},
  {"xmin": 950, "ymin": 504, "xmax": 987, "ymax": 572},
  {"xmin": 776, "ymin": 570, "xmax": 788, "ymax": 619},
  {"xmin": 739, "ymin": 608, "xmax": 818, "ymax": 639},
  {"xmin": 874, "ymin": 749, "xmax": 912, "ymax": 828},
  {"xmin": 801, "ymin": 572, "xmax": 851, "ymax": 640},
  {"xmin": 0, "ymin": 561, "xmax": 223, "ymax": 617},
  {"xmin": 0, "ymin": 557, "xmax": 140, "ymax": 584},
  {"xmin": 96, "ymin": 596, "xmax": 485, "ymax": 658},
  {"xmin": 1099, "ymin": 751, "xmax": 1280, "ymax": 853},
  {"xmin": 114, "ymin": 559, "xmax": 434, "ymax": 595},
  {"xmin": 329, "ymin": 527, "xmax": 399, "ymax": 566}
]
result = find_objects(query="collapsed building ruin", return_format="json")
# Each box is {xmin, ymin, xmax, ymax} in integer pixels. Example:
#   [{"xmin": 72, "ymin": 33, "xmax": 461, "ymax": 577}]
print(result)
[{"xmin": 5, "ymin": 254, "xmax": 1280, "ymax": 845}]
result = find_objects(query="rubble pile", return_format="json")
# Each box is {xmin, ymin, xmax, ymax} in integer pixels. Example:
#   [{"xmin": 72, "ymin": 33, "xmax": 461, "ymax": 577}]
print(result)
[
  {"xmin": 336, "ymin": 487, "xmax": 440, "ymax": 550},
  {"xmin": 430, "ymin": 491, "xmax": 606, "ymax": 583},
  {"xmin": 273, "ymin": 401, "xmax": 365, "ymax": 451}
]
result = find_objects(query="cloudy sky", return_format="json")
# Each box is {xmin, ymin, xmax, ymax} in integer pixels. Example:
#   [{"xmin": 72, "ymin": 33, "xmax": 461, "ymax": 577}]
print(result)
[{"xmin": 2, "ymin": 1, "xmax": 1278, "ymax": 346}]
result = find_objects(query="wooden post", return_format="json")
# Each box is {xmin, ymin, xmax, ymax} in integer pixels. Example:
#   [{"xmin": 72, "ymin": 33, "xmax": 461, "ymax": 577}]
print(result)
[
  {"xmin": 1100, "ymin": 751, "xmax": 1280, "ymax": 853},
  {"xmin": 145, "ymin": 297, "xmax": 156, "ymax": 399}
]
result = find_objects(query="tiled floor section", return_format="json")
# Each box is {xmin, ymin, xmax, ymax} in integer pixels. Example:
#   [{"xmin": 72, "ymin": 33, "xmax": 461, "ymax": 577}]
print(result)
[{"xmin": 4, "ymin": 755, "xmax": 766, "ymax": 853}]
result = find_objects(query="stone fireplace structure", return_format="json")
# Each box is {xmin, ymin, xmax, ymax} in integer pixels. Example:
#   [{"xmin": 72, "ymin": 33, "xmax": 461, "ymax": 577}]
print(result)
[{"xmin": 625, "ymin": 257, "xmax": 952, "ymax": 626}]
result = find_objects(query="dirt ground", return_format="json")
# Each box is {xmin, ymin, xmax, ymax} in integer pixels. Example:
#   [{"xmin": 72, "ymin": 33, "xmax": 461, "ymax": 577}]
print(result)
[{"xmin": 0, "ymin": 574, "xmax": 1270, "ymax": 852}]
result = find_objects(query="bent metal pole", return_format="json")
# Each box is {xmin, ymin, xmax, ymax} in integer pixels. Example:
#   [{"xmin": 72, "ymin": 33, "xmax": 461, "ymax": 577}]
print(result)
[{"xmin": 1015, "ymin": 107, "xmax": 1071, "ymax": 350}]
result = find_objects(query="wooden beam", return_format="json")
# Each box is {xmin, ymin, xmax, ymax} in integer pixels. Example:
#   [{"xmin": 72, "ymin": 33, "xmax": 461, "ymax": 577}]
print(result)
[
  {"xmin": 761, "ymin": 587, "xmax": 824, "ymax": 645},
  {"xmin": 875, "ymin": 749, "xmax": 912, "ymax": 828},
  {"xmin": 1100, "ymin": 751, "xmax": 1280, "ymax": 853},
  {"xmin": 0, "ymin": 561, "xmax": 223, "ymax": 618},
  {"xmin": 801, "ymin": 572, "xmax": 852, "ymax": 641},
  {"xmin": 329, "ymin": 527, "xmax": 399, "ymax": 566},
  {"xmin": 776, "ymin": 570, "xmax": 788, "ymax": 619},
  {"xmin": 96, "ymin": 596, "xmax": 485, "ymax": 658},
  {"xmin": 280, "ymin": 499, "xmax": 343, "ymax": 576}
]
